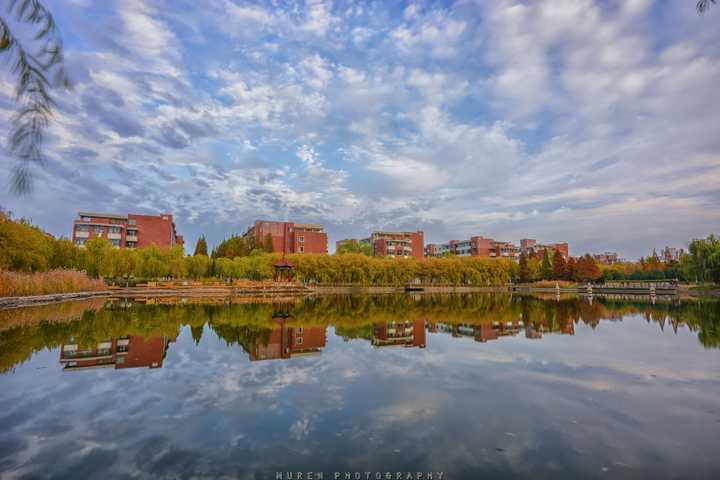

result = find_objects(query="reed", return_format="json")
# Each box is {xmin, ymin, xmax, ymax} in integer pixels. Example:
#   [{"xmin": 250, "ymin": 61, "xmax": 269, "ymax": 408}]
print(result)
[{"xmin": 0, "ymin": 269, "xmax": 106, "ymax": 298}]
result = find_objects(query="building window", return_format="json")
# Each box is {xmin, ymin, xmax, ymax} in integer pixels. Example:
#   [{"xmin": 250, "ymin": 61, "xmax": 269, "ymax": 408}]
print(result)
[
  {"xmin": 299, "ymin": 246, "xmax": 304, "ymax": 253},
  {"xmin": 74, "ymin": 238, "xmax": 86, "ymax": 246},
  {"xmin": 75, "ymin": 225, "xmax": 89, "ymax": 232},
  {"xmin": 128, "ymin": 219, "xmax": 136, "ymax": 226},
  {"xmin": 126, "ymin": 241, "xmax": 136, "ymax": 248},
  {"xmin": 127, "ymin": 229, "xmax": 137, "ymax": 236},
  {"xmin": 110, "ymin": 239, "xmax": 120, "ymax": 247},
  {"xmin": 94, "ymin": 226, "xmax": 104, "ymax": 234},
  {"xmin": 299, "ymin": 235, "xmax": 304, "ymax": 242},
  {"xmin": 296, "ymin": 337, "xmax": 303, "ymax": 345},
  {"xmin": 81, "ymin": 216, "xmax": 91, "ymax": 222},
  {"xmin": 109, "ymin": 226, "xmax": 121, "ymax": 234}
]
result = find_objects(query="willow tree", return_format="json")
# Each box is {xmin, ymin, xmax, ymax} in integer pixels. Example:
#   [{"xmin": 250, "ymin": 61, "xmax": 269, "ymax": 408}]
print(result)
[
  {"xmin": 697, "ymin": 0, "xmax": 717, "ymax": 14},
  {"xmin": 1, "ymin": 0, "xmax": 69, "ymax": 194}
]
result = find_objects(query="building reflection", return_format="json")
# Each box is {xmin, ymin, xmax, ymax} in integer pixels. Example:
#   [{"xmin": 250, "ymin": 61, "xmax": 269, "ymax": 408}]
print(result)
[
  {"xmin": 248, "ymin": 315, "xmax": 327, "ymax": 361},
  {"xmin": 427, "ymin": 316, "xmax": 575, "ymax": 343},
  {"xmin": 428, "ymin": 321, "xmax": 523, "ymax": 343},
  {"xmin": 59, "ymin": 335, "xmax": 175, "ymax": 371},
  {"xmin": 372, "ymin": 319, "xmax": 426, "ymax": 348}
]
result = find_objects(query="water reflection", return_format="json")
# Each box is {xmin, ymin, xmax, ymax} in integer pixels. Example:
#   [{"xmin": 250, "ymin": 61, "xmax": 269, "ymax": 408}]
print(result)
[
  {"xmin": 1, "ymin": 294, "xmax": 720, "ymax": 479},
  {"xmin": 60, "ymin": 335, "xmax": 175, "ymax": 371},
  {"xmin": 0, "ymin": 294, "xmax": 718, "ymax": 375}
]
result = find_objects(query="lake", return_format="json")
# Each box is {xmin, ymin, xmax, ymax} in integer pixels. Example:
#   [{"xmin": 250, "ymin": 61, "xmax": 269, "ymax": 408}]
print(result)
[{"xmin": 1, "ymin": 294, "xmax": 719, "ymax": 479}]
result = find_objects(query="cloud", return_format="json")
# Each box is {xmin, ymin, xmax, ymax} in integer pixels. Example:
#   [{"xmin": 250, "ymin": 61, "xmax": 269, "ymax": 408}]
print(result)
[{"xmin": 0, "ymin": 0, "xmax": 718, "ymax": 258}]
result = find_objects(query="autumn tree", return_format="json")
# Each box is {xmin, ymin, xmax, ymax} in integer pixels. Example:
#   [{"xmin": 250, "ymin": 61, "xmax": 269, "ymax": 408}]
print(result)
[
  {"xmin": 575, "ymin": 254, "xmax": 602, "ymax": 282},
  {"xmin": 552, "ymin": 250, "xmax": 567, "ymax": 280},
  {"xmin": 565, "ymin": 257, "xmax": 577, "ymax": 281}
]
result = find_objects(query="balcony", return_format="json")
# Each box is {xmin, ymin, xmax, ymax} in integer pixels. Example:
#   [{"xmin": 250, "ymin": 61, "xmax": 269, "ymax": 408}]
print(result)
[
  {"xmin": 126, "ymin": 235, "xmax": 138, "ymax": 242},
  {"xmin": 74, "ymin": 230, "xmax": 89, "ymax": 238},
  {"xmin": 107, "ymin": 232, "xmax": 121, "ymax": 240}
]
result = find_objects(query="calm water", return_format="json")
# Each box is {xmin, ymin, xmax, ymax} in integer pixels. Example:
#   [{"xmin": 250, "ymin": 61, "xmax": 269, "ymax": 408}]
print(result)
[{"xmin": 1, "ymin": 294, "xmax": 719, "ymax": 479}]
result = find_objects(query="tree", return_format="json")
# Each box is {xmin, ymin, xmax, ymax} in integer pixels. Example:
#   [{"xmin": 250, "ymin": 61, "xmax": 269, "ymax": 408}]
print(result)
[
  {"xmin": 518, "ymin": 253, "xmax": 530, "ymax": 283},
  {"xmin": 687, "ymin": 235, "xmax": 720, "ymax": 284},
  {"xmin": 552, "ymin": 250, "xmax": 566, "ymax": 280},
  {"xmin": 697, "ymin": 0, "xmax": 717, "ymax": 14},
  {"xmin": 565, "ymin": 256, "xmax": 577, "ymax": 281},
  {"xmin": 1, "ymin": 0, "xmax": 70, "ymax": 193},
  {"xmin": 194, "ymin": 235, "xmax": 208, "ymax": 256},
  {"xmin": 84, "ymin": 237, "xmax": 113, "ymax": 278},
  {"xmin": 186, "ymin": 254, "xmax": 210, "ymax": 279},
  {"xmin": 541, "ymin": 249, "xmax": 552, "ymax": 280},
  {"xmin": 575, "ymin": 254, "xmax": 602, "ymax": 282},
  {"xmin": 336, "ymin": 241, "xmax": 372, "ymax": 256},
  {"xmin": 264, "ymin": 233, "xmax": 274, "ymax": 253},
  {"xmin": 191, "ymin": 324, "xmax": 204, "ymax": 345},
  {"xmin": 0, "ymin": 209, "xmax": 53, "ymax": 271}
]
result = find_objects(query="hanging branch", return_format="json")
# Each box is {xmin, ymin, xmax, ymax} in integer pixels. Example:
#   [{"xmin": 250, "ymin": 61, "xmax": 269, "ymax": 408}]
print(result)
[
  {"xmin": 0, "ymin": 0, "xmax": 69, "ymax": 194},
  {"xmin": 697, "ymin": 0, "xmax": 717, "ymax": 14}
]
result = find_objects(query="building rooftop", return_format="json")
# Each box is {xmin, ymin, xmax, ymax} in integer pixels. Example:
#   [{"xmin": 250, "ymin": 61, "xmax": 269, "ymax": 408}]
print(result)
[{"xmin": 78, "ymin": 212, "xmax": 128, "ymax": 220}]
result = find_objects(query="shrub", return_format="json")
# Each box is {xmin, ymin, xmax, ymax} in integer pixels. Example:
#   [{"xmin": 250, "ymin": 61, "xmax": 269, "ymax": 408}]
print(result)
[{"xmin": 0, "ymin": 269, "xmax": 106, "ymax": 297}]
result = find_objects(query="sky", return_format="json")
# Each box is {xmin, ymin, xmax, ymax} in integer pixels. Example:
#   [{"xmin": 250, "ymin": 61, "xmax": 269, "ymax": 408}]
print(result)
[{"xmin": 0, "ymin": 0, "xmax": 718, "ymax": 259}]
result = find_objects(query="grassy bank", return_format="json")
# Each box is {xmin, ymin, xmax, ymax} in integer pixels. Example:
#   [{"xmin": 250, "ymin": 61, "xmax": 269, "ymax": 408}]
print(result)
[{"xmin": 0, "ymin": 269, "xmax": 106, "ymax": 297}]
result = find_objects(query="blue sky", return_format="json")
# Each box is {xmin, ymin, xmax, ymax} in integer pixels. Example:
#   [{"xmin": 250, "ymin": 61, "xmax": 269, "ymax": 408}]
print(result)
[{"xmin": 0, "ymin": 0, "xmax": 718, "ymax": 259}]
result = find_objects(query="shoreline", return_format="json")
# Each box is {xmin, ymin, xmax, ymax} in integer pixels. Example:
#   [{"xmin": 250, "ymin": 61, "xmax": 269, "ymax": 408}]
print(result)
[{"xmin": 2, "ymin": 283, "xmax": 715, "ymax": 310}]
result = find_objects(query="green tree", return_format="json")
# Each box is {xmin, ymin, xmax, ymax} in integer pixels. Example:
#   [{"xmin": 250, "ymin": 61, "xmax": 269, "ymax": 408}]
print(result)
[
  {"xmin": 541, "ymin": 249, "xmax": 552, "ymax": 280},
  {"xmin": 193, "ymin": 235, "xmax": 208, "ymax": 256},
  {"xmin": 687, "ymin": 235, "xmax": 720, "ymax": 284},
  {"xmin": 518, "ymin": 253, "xmax": 530, "ymax": 283},
  {"xmin": 1, "ymin": 0, "xmax": 70, "ymax": 193},
  {"xmin": 186, "ymin": 254, "xmax": 211, "ymax": 279},
  {"xmin": 552, "ymin": 250, "xmax": 567, "ymax": 280},
  {"xmin": 336, "ymin": 241, "xmax": 372, "ymax": 256}
]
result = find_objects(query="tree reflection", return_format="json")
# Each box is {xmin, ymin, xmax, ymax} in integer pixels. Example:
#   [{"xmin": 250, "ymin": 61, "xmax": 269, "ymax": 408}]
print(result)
[{"xmin": 0, "ymin": 294, "xmax": 719, "ymax": 373}]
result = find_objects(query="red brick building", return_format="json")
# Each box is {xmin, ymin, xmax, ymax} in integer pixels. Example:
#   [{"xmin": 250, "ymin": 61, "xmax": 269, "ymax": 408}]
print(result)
[
  {"xmin": 593, "ymin": 252, "xmax": 619, "ymax": 265},
  {"xmin": 244, "ymin": 220, "xmax": 328, "ymax": 254},
  {"xmin": 368, "ymin": 230, "xmax": 424, "ymax": 259},
  {"xmin": 71, "ymin": 212, "xmax": 184, "ymax": 249},
  {"xmin": 248, "ymin": 317, "xmax": 327, "ymax": 361},
  {"xmin": 521, "ymin": 238, "xmax": 569, "ymax": 260},
  {"xmin": 425, "ymin": 236, "xmax": 519, "ymax": 260},
  {"xmin": 59, "ymin": 335, "xmax": 175, "ymax": 371}
]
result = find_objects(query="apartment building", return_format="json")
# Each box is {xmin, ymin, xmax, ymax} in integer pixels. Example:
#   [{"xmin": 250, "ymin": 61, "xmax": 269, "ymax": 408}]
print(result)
[
  {"xmin": 520, "ymin": 238, "xmax": 569, "ymax": 260},
  {"xmin": 71, "ymin": 212, "xmax": 184, "ymax": 249},
  {"xmin": 367, "ymin": 230, "xmax": 424, "ymax": 259},
  {"xmin": 593, "ymin": 252, "xmax": 619, "ymax": 265},
  {"xmin": 425, "ymin": 236, "xmax": 520, "ymax": 260},
  {"xmin": 244, "ymin": 220, "xmax": 328, "ymax": 254}
]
